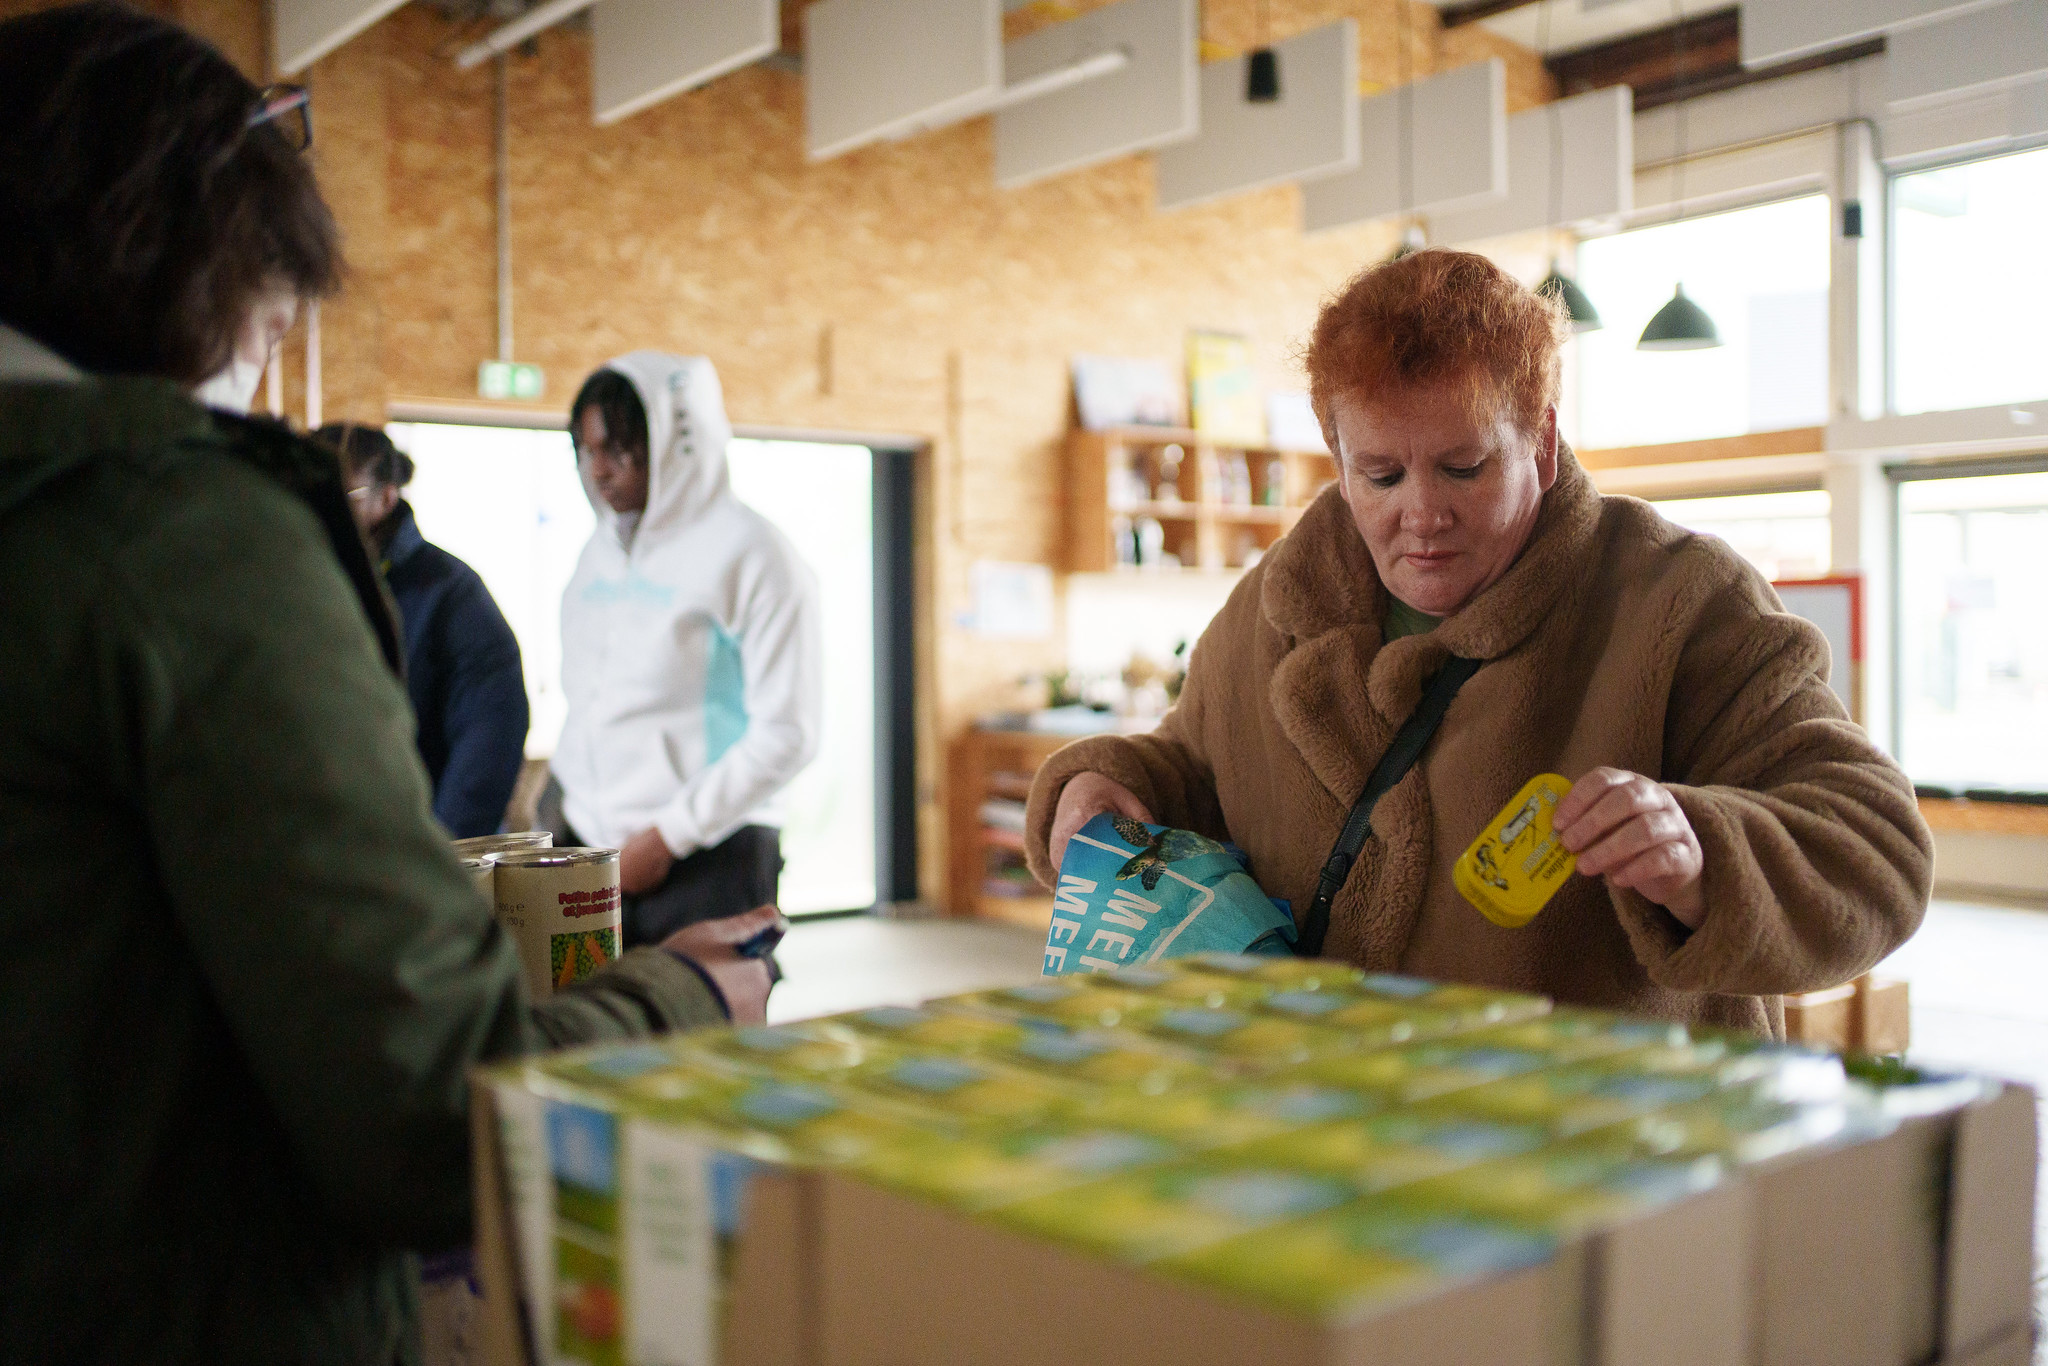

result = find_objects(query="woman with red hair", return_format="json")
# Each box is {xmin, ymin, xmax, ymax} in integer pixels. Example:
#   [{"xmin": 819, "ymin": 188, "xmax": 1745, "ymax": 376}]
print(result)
[{"xmin": 1029, "ymin": 249, "xmax": 1929, "ymax": 1036}]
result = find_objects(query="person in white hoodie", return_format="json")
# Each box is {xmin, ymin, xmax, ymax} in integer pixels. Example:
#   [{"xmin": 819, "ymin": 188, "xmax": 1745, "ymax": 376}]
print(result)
[{"xmin": 548, "ymin": 352, "xmax": 824, "ymax": 946}]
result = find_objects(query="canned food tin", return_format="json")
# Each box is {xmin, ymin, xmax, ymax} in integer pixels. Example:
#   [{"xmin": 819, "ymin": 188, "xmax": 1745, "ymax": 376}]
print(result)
[
  {"xmin": 452, "ymin": 830, "xmax": 553, "ymax": 860},
  {"xmin": 461, "ymin": 856, "xmax": 497, "ymax": 899},
  {"xmin": 1454, "ymin": 774, "xmax": 1577, "ymax": 929},
  {"xmin": 490, "ymin": 847, "xmax": 623, "ymax": 998}
]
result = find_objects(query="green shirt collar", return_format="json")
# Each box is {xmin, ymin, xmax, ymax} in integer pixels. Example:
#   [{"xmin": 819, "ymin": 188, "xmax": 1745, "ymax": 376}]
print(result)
[{"xmin": 1383, "ymin": 593, "xmax": 1442, "ymax": 641}]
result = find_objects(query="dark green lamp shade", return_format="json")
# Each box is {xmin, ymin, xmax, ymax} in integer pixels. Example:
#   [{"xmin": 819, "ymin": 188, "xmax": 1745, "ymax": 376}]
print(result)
[
  {"xmin": 1536, "ymin": 268, "xmax": 1601, "ymax": 332},
  {"xmin": 1247, "ymin": 48, "xmax": 1280, "ymax": 102},
  {"xmin": 1637, "ymin": 284, "xmax": 1721, "ymax": 351}
]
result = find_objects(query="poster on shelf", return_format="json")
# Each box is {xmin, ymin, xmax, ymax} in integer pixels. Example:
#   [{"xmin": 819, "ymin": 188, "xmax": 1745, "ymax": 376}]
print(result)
[
  {"xmin": 1186, "ymin": 332, "xmax": 1264, "ymax": 446},
  {"xmin": 1265, "ymin": 393, "xmax": 1328, "ymax": 453},
  {"xmin": 1071, "ymin": 355, "xmax": 1182, "ymax": 430}
]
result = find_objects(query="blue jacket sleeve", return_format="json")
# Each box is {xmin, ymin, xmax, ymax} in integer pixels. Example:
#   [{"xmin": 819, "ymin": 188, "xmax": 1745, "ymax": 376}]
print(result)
[{"xmin": 431, "ymin": 571, "xmax": 531, "ymax": 838}]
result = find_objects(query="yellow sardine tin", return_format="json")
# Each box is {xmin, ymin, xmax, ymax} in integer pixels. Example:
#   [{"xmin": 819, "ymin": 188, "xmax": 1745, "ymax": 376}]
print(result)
[{"xmin": 1455, "ymin": 774, "xmax": 1576, "ymax": 929}]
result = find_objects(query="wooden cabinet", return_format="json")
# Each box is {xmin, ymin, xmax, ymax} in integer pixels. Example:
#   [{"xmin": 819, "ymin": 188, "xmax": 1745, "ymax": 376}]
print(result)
[
  {"xmin": 947, "ymin": 726, "xmax": 1077, "ymax": 931},
  {"xmin": 1065, "ymin": 426, "xmax": 1338, "ymax": 574}
]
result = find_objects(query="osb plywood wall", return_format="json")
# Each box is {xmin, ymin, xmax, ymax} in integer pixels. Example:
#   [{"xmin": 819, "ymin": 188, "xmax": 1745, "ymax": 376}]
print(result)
[{"xmin": 3, "ymin": 0, "xmax": 1551, "ymax": 907}]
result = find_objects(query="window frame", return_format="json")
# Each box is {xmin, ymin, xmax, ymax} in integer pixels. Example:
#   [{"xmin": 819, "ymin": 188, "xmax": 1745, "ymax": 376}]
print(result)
[
  {"xmin": 1569, "ymin": 188, "xmax": 1836, "ymax": 453},
  {"xmin": 1884, "ymin": 137, "xmax": 2048, "ymax": 420},
  {"xmin": 1886, "ymin": 452, "xmax": 2048, "ymax": 798}
]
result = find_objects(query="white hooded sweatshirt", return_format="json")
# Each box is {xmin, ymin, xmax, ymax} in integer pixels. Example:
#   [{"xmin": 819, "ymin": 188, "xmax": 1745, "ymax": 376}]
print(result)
[{"xmin": 553, "ymin": 352, "xmax": 823, "ymax": 856}]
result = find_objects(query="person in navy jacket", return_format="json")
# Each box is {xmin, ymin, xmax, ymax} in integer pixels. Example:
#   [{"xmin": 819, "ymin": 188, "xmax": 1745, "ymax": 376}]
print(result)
[{"xmin": 321, "ymin": 423, "xmax": 530, "ymax": 838}]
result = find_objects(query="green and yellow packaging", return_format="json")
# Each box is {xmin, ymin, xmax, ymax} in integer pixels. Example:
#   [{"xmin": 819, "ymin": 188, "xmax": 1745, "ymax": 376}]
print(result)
[
  {"xmin": 1389, "ymin": 1146, "xmax": 1725, "ymax": 1234},
  {"xmin": 841, "ymin": 1050, "xmax": 1079, "ymax": 1129},
  {"xmin": 1161, "ymin": 1197, "xmax": 1557, "ymax": 1319},
  {"xmin": 1226, "ymin": 1111, "xmax": 1548, "ymax": 1192},
  {"xmin": 1070, "ymin": 1080, "xmax": 1375, "ymax": 1150},
  {"xmin": 995, "ymin": 1158, "xmax": 1356, "ymax": 1264},
  {"xmin": 1284, "ymin": 1039, "xmax": 1561, "ymax": 1104},
  {"xmin": 852, "ymin": 1124, "xmax": 1180, "ymax": 1213}
]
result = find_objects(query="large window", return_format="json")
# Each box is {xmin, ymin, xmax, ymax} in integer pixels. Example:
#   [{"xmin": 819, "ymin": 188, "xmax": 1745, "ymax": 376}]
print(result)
[
  {"xmin": 1574, "ymin": 194, "xmax": 1832, "ymax": 449},
  {"xmin": 1892, "ymin": 144, "xmax": 2048, "ymax": 417},
  {"xmin": 392, "ymin": 423, "xmax": 887, "ymax": 913},
  {"xmin": 1648, "ymin": 489, "xmax": 1832, "ymax": 582},
  {"xmin": 1895, "ymin": 467, "xmax": 2048, "ymax": 794}
]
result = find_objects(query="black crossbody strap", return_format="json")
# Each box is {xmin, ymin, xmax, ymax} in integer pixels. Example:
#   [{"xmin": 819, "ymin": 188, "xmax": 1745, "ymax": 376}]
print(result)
[{"xmin": 1297, "ymin": 655, "xmax": 1481, "ymax": 958}]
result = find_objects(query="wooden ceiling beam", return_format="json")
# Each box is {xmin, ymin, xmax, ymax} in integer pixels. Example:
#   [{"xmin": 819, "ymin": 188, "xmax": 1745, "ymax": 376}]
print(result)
[{"xmin": 1437, "ymin": 0, "xmax": 1539, "ymax": 27}]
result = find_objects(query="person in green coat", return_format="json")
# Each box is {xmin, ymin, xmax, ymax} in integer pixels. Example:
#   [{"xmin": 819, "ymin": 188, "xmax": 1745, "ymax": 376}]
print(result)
[{"xmin": 0, "ymin": 5, "xmax": 782, "ymax": 1362}]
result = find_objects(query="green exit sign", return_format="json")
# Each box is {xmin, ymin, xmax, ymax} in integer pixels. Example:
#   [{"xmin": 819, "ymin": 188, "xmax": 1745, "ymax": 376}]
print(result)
[{"xmin": 478, "ymin": 360, "xmax": 544, "ymax": 401}]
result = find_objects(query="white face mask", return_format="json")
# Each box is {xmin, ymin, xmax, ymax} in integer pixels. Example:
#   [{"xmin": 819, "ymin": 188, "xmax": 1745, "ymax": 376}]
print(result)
[{"xmin": 192, "ymin": 355, "xmax": 266, "ymax": 415}]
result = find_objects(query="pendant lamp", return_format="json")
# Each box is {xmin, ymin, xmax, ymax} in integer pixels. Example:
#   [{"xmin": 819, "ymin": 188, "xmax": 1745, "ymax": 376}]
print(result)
[
  {"xmin": 1537, "ymin": 265, "xmax": 1602, "ymax": 332},
  {"xmin": 1637, "ymin": 0, "xmax": 1721, "ymax": 351},
  {"xmin": 1637, "ymin": 284, "xmax": 1720, "ymax": 350},
  {"xmin": 1247, "ymin": 0, "xmax": 1280, "ymax": 102}
]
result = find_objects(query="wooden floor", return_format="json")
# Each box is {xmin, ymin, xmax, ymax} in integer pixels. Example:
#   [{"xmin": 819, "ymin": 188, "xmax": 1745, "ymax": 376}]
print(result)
[{"xmin": 774, "ymin": 898, "xmax": 2048, "ymax": 1355}]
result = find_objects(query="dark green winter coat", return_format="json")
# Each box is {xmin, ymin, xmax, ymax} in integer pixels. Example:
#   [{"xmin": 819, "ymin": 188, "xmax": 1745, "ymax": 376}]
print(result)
[{"xmin": 0, "ymin": 374, "xmax": 727, "ymax": 1365}]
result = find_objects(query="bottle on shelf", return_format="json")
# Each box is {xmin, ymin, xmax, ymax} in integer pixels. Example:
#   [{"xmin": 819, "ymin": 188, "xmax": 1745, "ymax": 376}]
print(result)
[
  {"xmin": 1111, "ymin": 514, "xmax": 1137, "ymax": 566},
  {"xmin": 1134, "ymin": 517, "xmax": 1166, "ymax": 567},
  {"xmin": 1156, "ymin": 444, "xmax": 1185, "ymax": 504},
  {"xmin": 1263, "ymin": 456, "xmax": 1287, "ymax": 507}
]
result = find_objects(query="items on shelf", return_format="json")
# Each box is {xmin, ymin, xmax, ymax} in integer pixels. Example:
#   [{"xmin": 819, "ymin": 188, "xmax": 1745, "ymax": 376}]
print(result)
[
  {"xmin": 1066, "ymin": 427, "xmax": 1338, "ymax": 575},
  {"xmin": 1071, "ymin": 354, "xmax": 1183, "ymax": 432}
]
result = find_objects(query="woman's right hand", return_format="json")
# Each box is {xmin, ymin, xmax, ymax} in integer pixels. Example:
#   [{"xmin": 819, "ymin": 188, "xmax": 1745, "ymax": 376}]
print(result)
[{"xmin": 1048, "ymin": 773, "xmax": 1155, "ymax": 872}]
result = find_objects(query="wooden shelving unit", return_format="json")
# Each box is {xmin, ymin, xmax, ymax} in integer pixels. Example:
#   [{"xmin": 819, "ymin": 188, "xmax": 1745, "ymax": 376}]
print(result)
[
  {"xmin": 946, "ymin": 726, "xmax": 1078, "ymax": 931},
  {"xmin": 1065, "ymin": 426, "xmax": 1338, "ymax": 574}
]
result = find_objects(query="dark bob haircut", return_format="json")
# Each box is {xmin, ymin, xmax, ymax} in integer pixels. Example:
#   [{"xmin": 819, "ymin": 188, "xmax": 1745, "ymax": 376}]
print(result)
[
  {"xmin": 0, "ymin": 1, "xmax": 342, "ymax": 385},
  {"xmin": 316, "ymin": 423, "xmax": 415, "ymax": 490},
  {"xmin": 569, "ymin": 369, "xmax": 650, "ymax": 466}
]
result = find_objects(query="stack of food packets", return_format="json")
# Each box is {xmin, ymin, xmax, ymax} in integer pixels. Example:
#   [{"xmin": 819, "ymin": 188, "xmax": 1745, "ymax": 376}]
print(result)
[{"xmin": 477, "ymin": 954, "xmax": 1996, "ymax": 1366}]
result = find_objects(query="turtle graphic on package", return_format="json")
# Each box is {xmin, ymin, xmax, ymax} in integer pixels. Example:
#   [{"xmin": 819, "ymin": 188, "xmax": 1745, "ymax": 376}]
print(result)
[{"xmin": 1109, "ymin": 815, "xmax": 1227, "ymax": 891}]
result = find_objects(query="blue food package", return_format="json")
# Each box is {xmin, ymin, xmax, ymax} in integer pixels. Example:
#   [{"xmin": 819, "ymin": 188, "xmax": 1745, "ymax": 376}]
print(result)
[{"xmin": 1044, "ymin": 813, "xmax": 1296, "ymax": 975}]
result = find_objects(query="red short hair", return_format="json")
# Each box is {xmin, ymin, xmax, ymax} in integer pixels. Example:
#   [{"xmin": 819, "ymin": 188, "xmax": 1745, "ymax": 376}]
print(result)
[{"xmin": 1304, "ymin": 249, "xmax": 1569, "ymax": 453}]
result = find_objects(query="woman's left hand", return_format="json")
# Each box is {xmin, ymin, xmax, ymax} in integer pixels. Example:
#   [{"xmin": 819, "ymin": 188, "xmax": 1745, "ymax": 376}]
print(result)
[
  {"xmin": 620, "ymin": 826, "xmax": 676, "ymax": 896},
  {"xmin": 1554, "ymin": 768, "xmax": 1706, "ymax": 930}
]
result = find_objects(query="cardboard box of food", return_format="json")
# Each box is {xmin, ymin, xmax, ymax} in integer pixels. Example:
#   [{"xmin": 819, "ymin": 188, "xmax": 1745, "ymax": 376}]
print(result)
[{"xmin": 470, "ymin": 958, "xmax": 2036, "ymax": 1366}]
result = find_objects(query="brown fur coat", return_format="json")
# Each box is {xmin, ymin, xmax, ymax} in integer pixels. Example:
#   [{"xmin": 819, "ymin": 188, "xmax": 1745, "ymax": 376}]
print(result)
[{"xmin": 1024, "ymin": 448, "xmax": 1931, "ymax": 1036}]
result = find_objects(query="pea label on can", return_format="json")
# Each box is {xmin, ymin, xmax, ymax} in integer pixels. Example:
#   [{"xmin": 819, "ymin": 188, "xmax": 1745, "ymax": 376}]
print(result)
[
  {"xmin": 491, "ymin": 847, "xmax": 623, "ymax": 998},
  {"xmin": 1455, "ymin": 774, "xmax": 1577, "ymax": 929}
]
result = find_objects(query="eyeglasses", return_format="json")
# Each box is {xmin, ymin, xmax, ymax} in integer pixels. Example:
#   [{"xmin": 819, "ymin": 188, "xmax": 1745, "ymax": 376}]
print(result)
[{"xmin": 248, "ymin": 84, "xmax": 313, "ymax": 153}]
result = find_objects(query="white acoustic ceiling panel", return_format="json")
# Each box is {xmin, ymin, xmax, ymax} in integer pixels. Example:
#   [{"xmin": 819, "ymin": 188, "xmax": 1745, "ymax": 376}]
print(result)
[
  {"xmin": 1887, "ymin": 0, "xmax": 2048, "ymax": 107},
  {"xmin": 1432, "ymin": 85, "xmax": 1634, "ymax": 246},
  {"xmin": 273, "ymin": 0, "xmax": 408, "ymax": 73},
  {"xmin": 994, "ymin": 0, "xmax": 1198, "ymax": 189},
  {"xmin": 2016, "ymin": 75, "xmax": 2048, "ymax": 135},
  {"xmin": 1301, "ymin": 59, "xmax": 1507, "ymax": 234},
  {"xmin": 594, "ymin": 0, "xmax": 778, "ymax": 125},
  {"xmin": 805, "ymin": 0, "xmax": 1003, "ymax": 160},
  {"xmin": 1154, "ymin": 20, "xmax": 1359, "ymax": 212},
  {"xmin": 1742, "ymin": 0, "xmax": 2015, "ymax": 67}
]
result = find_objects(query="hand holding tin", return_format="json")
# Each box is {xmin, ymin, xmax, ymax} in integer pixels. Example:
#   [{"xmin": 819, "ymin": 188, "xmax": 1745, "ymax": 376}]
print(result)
[
  {"xmin": 1554, "ymin": 767, "xmax": 1706, "ymax": 930},
  {"xmin": 660, "ymin": 904, "xmax": 787, "ymax": 1025}
]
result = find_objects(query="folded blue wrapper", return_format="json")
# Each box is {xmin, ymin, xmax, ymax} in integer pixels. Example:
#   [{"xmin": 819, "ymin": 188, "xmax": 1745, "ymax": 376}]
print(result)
[{"xmin": 1043, "ymin": 812, "xmax": 1296, "ymax": 976}]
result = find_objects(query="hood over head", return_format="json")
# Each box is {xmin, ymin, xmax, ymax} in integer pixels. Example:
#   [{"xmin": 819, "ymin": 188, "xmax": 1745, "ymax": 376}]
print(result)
[{"xmin": 580, "ymin": 351, "xmax": 733, "ymax": 542}]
